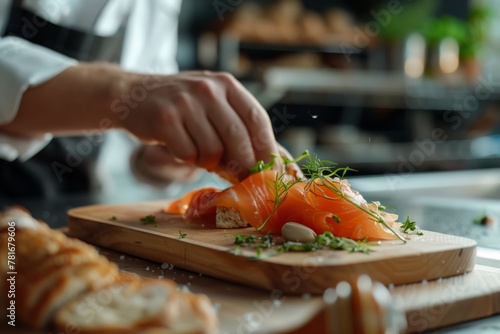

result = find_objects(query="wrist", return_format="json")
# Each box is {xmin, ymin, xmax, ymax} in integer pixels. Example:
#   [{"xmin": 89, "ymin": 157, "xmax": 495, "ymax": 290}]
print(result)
[
  {"xmin": 79, "ymin": 63, "xmax": 136, "ymax": 131},
  {"xmin": 102, "ymin": 65, "xmax": 144, "ymax": 131}
]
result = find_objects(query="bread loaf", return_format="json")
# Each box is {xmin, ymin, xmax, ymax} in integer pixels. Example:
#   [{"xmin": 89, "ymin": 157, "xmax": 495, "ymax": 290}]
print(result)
[{"xmin": 0, "ymin": 207, "xmax": 217, "ymax": 333}]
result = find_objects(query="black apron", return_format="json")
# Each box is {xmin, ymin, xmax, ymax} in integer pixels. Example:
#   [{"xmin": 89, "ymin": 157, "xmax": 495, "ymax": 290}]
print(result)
[{"xmin": 0, "ymin": 0, "xmax": 128, "ymax": 200}]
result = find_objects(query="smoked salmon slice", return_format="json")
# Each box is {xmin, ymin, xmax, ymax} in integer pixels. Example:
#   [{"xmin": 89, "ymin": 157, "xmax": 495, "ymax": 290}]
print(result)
[{"xmin": 166, "ymin": 170, "xmax": 400, "ymax": 241}]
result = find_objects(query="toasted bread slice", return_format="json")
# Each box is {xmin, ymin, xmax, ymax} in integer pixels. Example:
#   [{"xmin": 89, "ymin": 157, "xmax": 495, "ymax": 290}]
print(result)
[{"xmin": 215, "ymin": 206, "xmax": 249, "ymax": 228}]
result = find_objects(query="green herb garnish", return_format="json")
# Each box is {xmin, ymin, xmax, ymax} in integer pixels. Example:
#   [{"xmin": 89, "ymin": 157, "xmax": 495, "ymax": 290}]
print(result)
[
  {"xmin": 400, "ymin": 216, "xmax": 423, "ymax": 236},
  {"xmin": 288, "ymin": 232, "xmax": 372, "ymax": 254},
  {"xmin": 256, "ymin": 173, "xmax": 298, "ymax": 231},
  {"xmin": 178, "ymin": 230, "xmax": 187, "ymax": 239},
  {"xmin": 250, "ymin": 151, "xmax": 409, "ymax": 243},
  {"xmin": 110, "ymin": 216, "xmax": 117, "ymax": 221},
  {"xmin": 233, "ymin": 231, "xmax": 372, "ymax": 259},
  {"xmin": 248, "ymin": 151, "xmax": 309, "ymax": 174},
  {"xmin": 235, "ymin": 235, "xmax": 256, "ymax": 245},
  {"xmin": 140, "ymin": 215, "xmax": 157, "ymax": 226},
  {"xmin": 330, "ymin": 214, "xmax": 340, "ymax": 223},
  {"xmin": 299, "ymin": 152, "xmax": 406, "ymax": 243},
  {"xmin": 248, "ymin": 157, "xmax": 277, "ymax": 173}
]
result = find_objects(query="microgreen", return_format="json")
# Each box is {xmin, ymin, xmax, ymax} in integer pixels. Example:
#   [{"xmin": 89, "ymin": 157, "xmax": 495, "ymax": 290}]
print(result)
[{"xmin": 178, "ymin": 230, "xmax": 187, "ymax": 239}]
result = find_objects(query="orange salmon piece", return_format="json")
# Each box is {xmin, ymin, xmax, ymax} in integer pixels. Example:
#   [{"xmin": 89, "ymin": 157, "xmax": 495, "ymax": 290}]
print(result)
[{"xmin": 165, "ymin": 172, "xmax": 398, "ymax": 240}]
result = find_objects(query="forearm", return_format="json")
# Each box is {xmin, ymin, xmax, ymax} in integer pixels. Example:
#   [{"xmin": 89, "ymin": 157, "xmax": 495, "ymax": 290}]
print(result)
[{"xmin": 0, "ymin": 63, "xmax": 132, "ymax": 137}]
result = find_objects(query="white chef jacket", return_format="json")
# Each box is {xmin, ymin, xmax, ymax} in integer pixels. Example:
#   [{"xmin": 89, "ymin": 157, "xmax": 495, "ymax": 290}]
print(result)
[{"xmin": 0, "ymin": 0, "xmax": 182, "ymax": 162}]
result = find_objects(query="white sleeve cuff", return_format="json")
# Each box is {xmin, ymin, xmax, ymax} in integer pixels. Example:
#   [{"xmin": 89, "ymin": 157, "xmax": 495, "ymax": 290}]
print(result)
[
  {"xmin": 0, "ymin": 133, "xmax": 53, "ymax": 162},
  {"xmin": 0, "ymin": 36, "xmax": 77, "ymax": 161},
  {"xmin": 0, "ymin": 36, "xmax": 77, "ymax": 125}
]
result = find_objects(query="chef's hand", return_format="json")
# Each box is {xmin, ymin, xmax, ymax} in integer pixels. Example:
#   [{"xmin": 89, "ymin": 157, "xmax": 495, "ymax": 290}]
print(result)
[
  {"xmin": 6, "ymin": 64, "xmax": 283, "ymax": 182},
  {"xmin": 121, "ymin": 71, "xmax": 281, "ymax": 182}
]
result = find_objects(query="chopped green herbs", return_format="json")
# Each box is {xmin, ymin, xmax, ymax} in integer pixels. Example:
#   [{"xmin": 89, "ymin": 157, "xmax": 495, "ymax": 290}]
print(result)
[
  {"xmin": 234, "ymin": 235, "xmax": 256, "ymax": 245},
  {"xmin": 400, "ymin": 216, "xmax": 423, "ymax": 236},
  {"xmin": 140, "ymin": 215, "xmax": 157, "ymax": 226},
  {"xmin": 178, "ymin": 230, "xmax": 187, "ymax": 239},
  {"xmin": 330, "ymin": 214, "xmax": 341, "ymax": 223},
  {"xmin": 233, "ymin": 231, "xmax": 372, "ymax": 259},
  {"xmin": 110, "ymin": 216, "xmax": 117, "ymax": 221}
]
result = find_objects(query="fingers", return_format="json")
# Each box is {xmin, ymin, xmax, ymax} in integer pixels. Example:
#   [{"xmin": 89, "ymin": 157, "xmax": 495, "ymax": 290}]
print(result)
[
  {"xmin": 221, "ymin": 73, "xmax": 280, "ymax": 165},
  {"xmin": 158, "ymin": 107, "xmax": 197, "ymax": 164},
  {"xmin": 208, "ymin": 100, "xmax": 256, "ymax": 179},
  {"xmin": 183, "ymin": 105, "xmax": 224, "ymax": 171},
  {"xmin": 136, "ymin": 71, "xmax": 283, "ymax": 182}
]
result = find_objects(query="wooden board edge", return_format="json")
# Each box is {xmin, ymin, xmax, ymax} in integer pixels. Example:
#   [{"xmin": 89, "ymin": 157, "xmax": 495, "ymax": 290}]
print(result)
[{"xmin": 67, "ymin": 213, "xmax": 478, "ymax": 295}]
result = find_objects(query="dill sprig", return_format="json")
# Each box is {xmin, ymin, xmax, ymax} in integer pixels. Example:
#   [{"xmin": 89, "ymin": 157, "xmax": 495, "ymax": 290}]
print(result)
[
  {"xmin": 300, "ymin": 152, "xmax": 407, "ymax": 243},
  {"xmin": 249, "ymin": 151, "xmax": 409, "ymax": 243},
  {"xmin": 256, "ymin": 173, "xmax": 297, "ymax": 231}
]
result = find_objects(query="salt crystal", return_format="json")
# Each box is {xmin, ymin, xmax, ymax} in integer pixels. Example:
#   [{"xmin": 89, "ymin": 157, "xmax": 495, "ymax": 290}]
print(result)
[
  {"xmin": 158, "ymin": 275, "xmax": 164, "ymax": 279},
  {"xmin": 119, "ymin": 255, "xmax": 125, "ymax": 260},
  {"xmin": 388, "ymin": 283, "xmax": 394, "ymax": 290},
  {"xmin": 421, "ymin": 279, "xmax": 428, "ymax": 285},
  {"xmin": 161, "ymin": 263, "xmax": 169, "ymax": 270},
  {"xmin": 146, "ymin": 266, "xmax": 150, "ymax": 271}
]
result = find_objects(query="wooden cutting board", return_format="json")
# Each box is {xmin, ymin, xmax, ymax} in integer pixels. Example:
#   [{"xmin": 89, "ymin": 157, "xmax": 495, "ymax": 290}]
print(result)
[{"xmin": 68, "ymin": 200, "xmax": 477, "ymax": 294}]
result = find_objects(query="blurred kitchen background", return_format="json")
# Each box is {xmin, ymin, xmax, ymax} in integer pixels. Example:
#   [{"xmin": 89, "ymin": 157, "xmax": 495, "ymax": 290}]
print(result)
[
  {"xmin": 168, "ymin": 0, "xmax": 500, "ymax": 176},
  {"xmin": 95, "ymin": 0, "xmax": 500, "ymax": 188}
]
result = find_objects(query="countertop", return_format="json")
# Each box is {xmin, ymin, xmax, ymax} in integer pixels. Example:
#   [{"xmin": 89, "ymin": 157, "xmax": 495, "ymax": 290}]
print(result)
[{"xmin": 2, "ymin": 170, "xmax": 500, "ymax": 333}]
